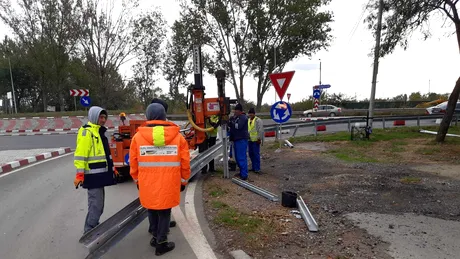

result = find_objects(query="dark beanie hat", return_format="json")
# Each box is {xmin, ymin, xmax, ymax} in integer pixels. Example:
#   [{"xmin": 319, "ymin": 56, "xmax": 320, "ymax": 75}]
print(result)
[
  {"xmin": 234, "ymin": 103, "xmax": 243, "ymax": 111},
  {"xmin": 146, "ymin": 103, "xmax": 166, "ymax": 121},
  {"xmin": 248, "ymin": 108, "xmax": 255, "ymax": 114},
  {"xmin": 151, "ymin": 98, "xmax": 168, "ymax": 113}
]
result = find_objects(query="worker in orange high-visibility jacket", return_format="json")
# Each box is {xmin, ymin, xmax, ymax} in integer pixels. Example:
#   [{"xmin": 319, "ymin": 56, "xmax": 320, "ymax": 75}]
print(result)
[{"xmin": 129, "ymin": 103, "xmax": 190, "ymax": 256}]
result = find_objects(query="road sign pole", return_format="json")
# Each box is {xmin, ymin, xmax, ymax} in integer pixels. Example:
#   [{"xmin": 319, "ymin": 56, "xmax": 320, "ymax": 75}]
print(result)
[
  {"xmin": 278, "ymin": 123, "xmax": 283, "ymax": 151},
  {"xmin": 74, "ymin": 96, "xmax": 77, "ymax": 111}
]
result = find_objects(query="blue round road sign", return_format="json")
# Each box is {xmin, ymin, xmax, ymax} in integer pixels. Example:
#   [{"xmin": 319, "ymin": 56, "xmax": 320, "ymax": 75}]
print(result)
[
  {"xmin": 313, "ymin": 89, "xmax": 321, "ymax": 99},
  {"xmin": 80, "ymin": 96, "xmax": 91, "ymax": 107},
  {"xmin": 270, "ymin": 101, "xmax": 292, "ymax": 124}
]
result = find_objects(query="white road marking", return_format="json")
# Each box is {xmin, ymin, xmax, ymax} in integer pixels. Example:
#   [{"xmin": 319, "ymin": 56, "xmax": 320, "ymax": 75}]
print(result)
[
  {"xmin": 172, "ymin": 181, "xmax": 217, "ymax": 259},
  {"xmin": 0, "ymin": 152, "xmax": 74, "ymax": 179}
]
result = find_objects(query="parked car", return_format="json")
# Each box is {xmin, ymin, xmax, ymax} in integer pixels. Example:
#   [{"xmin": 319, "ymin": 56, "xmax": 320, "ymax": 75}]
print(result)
[
  {"xmin": 426, "ymin": 101, "xmax": 460, "ymax": 114},
  {"xmin": 303, "ymin": 105, "xmax": 342, "ymax": 117}
]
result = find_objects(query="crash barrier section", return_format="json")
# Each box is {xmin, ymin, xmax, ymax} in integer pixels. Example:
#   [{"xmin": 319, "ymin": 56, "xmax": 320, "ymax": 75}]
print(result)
[{"xmin": 264, "ymin": 114, "xmax": 460, "ymax": 139}]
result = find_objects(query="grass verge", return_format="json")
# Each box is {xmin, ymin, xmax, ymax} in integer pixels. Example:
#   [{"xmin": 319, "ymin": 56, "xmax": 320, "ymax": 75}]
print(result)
[{"xmin": 288, "ymin": 126, "xmax": 460, "ymax": 164}]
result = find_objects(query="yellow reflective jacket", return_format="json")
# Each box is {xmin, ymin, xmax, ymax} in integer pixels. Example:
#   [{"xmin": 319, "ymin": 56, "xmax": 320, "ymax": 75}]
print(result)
[
  {"xmin": 206, "ymin": 115, "xmax": 219, "ymax": 137},
  {"xmin": 248, "ymin": 116, "xmax": 264, "ymax": 144},
  {"xmin": 74, "ymin": 122, "xmax": 116, "ymax": 189}
]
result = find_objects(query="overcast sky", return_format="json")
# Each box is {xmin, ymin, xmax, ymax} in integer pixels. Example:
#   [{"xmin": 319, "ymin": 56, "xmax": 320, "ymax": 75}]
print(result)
[{"xmin": 1, "ymin": 0, "xmax": 459, "ymax": 105}]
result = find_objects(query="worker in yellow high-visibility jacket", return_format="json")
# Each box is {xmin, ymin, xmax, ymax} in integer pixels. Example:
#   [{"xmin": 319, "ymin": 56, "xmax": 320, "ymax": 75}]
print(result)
[
  {"xmin": 204, "ymin": 115, "xmax": 219, "ymax": 172},
  {"xmin": 74, "ymin": 106, "xmax": 117, "ymax": 234},
  {"xmin": 247, "ymin": 107, "xmax": 264, "ymax": 173}
]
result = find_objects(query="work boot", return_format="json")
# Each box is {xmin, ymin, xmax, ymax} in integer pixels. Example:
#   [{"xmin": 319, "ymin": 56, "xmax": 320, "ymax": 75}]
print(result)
[
  {"xmin": 155, "ymin": 241, "xmax": 175, "ymax": 256},
  {"xmin": 169, "ymin": 221, "xmax": 176, "ymax": 228},
  {"xmin": 150, "ymin": 237, "xmax": 157, "ymax": 247}
]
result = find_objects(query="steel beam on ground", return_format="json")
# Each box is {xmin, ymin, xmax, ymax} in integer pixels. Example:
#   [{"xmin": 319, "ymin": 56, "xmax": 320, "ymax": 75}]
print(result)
[
  {"xmin": 296, "ymin": 195, "xmax": 318, "ymax": 232},
  {"xmin": 231, "ymin": 178, "xmax": 279, "ymax": 202}
]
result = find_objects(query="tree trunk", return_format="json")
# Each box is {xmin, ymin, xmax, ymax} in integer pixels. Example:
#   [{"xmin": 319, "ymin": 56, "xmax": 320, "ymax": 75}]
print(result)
[
  {"xmin": 436, "ymin": 76, "xmax": 460, "ymax": 142},
  {"xmin": 456, "ymin": 22, "xmax": 460, "ymax": 53}
]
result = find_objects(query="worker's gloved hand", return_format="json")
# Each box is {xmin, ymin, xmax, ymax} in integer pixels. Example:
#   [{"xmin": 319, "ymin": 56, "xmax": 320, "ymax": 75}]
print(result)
[
  {"xmin": 74, "ymin": 173, "xmax": 84, "ymax": 189},
  {"xmin": 180, "ymin": 185, "xmax": 186, "ymax": 192},
  {"xmin": 256, "ymin": 139, "xmax": 261, "ymax": 145}
]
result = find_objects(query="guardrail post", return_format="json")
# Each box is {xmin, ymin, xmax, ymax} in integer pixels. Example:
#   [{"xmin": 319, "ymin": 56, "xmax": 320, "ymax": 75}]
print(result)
[
  {"xmin": 221, "ymin": 127, "xmax": 229, "ymax": 179},
  {"xmin": 417, "ymin": 116, "xmax": 420, "ymax": 128},
  {"xmin": 348, "ymin": 118, "xmax": 351, "ymax": 132},
  {"xmin": 382, "ymin": 117, "xmax": 385, "ymax": 129},
  {"xmin": 314, "ymin": 122, "xmax": 318, "ymax": 136},
  {"xmin": 275, "ymin": 124, "xmax": 279, "ymax": 141},
  {"xmin": 292, "ymin": 125, "xmax": 299, "ymax": 137}
]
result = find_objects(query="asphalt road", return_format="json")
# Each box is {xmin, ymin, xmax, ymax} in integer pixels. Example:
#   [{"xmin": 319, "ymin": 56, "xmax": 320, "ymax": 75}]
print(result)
[
  {"xmin": 0, "ymin": 118, "xmax": 443, "ymax": 151},
  {"xmin": 0, "ymin": 134, "xmax": 78, "ymax": 151},
  {"xmin": 0, "ymin": 154, "xmax": 218, "ymax": 259}
]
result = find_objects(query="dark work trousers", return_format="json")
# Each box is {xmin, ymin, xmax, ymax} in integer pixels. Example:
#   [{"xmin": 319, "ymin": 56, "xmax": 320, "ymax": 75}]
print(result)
[
  {"xmin": 199, "ymin": 138, "xmax": 209, "ymax": 173},
  {"xmin": 148, "ymin": 210, "xmax": 171, "ymax": 235},
  {"xmin": 207, "ymin": 136, "xmax": 217, "ymax": 171},
  {"xmin": 148, "ymin": 209, "xmax": 172, "ymax": 244},
  {"xmin": 84, "ymin": 188, "xmax": 105, "ymax": 233}
]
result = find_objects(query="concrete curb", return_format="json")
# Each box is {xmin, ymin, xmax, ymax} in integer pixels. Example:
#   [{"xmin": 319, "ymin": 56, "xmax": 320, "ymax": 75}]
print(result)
[
  {"xmin": 0, "ymin": 129, "xmax": 117, "ymax": 137},
  {"xmin": 0, "ymin": 126, "xmax": 118, "ymax": 134},
  {"xmin": 0, "ymin": 147, "xmax": 72, "ymax": 174},
  {"xmin": 1, "ymin": 114, "xmax": 145, "ymax": 120}
]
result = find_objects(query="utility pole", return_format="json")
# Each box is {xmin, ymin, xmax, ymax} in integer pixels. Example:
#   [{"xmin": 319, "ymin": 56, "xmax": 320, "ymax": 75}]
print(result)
[
  {"xmin": 368, "ymin": 0, "xmax": 384, "ymax": 128},
  {"xmin": 8, "ymin": 57, "xmax": 17, "ymax": 114},
  {"xmin": 319, "ymin": 59, "xmax": 322, "ymax": 85},
  {"xmin": 428, "ymin": 79, "xmax": 431, "ymax": 94},
  {"xmin": 274, "ymin": 46, "xmax": 277, "ymax": 102}
]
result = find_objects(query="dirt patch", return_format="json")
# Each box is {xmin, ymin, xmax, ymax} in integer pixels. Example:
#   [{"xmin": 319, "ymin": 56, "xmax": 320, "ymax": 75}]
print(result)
[
  {"xmin": 412, "ymin": 164, "xmax": 460, "ymax": 180},
  {"xmin": 202, "ymin": 140, "xmax": 460, "ymax": 259}
]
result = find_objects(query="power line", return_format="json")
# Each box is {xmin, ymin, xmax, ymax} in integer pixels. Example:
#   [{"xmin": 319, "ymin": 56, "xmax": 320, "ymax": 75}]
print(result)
[{"xmin": 348, "ymin": 0, "xmax": 372, "ymax": 43}]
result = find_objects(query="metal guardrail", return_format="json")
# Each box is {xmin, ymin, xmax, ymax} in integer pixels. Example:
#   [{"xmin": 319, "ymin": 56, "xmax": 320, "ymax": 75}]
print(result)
[
  {"xmin": 190, "ymin": 141, "xmax": 223, "ymax": 179},
  {"xmin": 263, "ymin": 114, "xmax": 459, "ymax": 137},
  {"xmin": 79, "ymin": 142, "xmax": 225, "ymax": 259},
  {"xmin": 163, "ymin": 108, "xmax": 428, "ymax": 119}
]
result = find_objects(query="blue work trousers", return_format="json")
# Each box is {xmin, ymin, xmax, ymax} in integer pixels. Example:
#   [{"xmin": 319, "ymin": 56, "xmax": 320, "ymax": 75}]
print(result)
[
  {"xmin": 233, "ymin": 139, "xmax": 248, "ymax": 179},
  {"xmin": 248, "ymin": 141, "xmax": 261, "ymax": 172}
]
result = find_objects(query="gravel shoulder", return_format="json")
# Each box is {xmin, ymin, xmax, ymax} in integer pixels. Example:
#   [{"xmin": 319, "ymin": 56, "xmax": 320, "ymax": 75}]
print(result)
[{"xmin": 202, "ymin": 138, "xmax": 460, "ymax": 259}]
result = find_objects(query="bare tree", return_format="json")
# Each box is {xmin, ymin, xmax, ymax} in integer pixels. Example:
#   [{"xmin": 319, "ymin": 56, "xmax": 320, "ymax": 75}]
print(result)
[{"xmin": 80, "ymin": 0, "xmax": 141, "ymax": 107}]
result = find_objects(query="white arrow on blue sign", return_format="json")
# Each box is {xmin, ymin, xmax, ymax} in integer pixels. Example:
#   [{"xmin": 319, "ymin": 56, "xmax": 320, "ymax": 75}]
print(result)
[
  {"xmin": 313, "ymin": 89, "xmax": 321, "ymax": 99},
  {"xmin": 80, "ymin": 96, "xmax": 91, "ymax": 107},
  {"xmin": 270, "ymin": 101, "xmax": 292, "ymax": 124}
]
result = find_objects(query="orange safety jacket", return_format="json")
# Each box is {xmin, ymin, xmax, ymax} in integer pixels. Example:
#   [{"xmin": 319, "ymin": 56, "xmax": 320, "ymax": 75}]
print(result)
[{"xmin": 129, "ymin": 120, "xmax": 191, "ymax": 210}]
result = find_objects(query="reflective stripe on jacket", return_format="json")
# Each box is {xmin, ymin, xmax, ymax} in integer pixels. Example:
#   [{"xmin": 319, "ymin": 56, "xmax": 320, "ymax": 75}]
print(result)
[
  {"xmin": 129, "ymin": 120, "xmax": 191, "ymax": 210},
  {"xmin": 74, "ymin": 122, "xmax": 116, "ymax": 189}
]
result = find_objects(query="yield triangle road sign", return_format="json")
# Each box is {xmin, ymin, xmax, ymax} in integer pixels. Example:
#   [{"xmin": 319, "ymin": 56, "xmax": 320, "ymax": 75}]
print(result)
[{"xmin": 269, "ymin": 71, "xmax": 295, "ymax": 101}]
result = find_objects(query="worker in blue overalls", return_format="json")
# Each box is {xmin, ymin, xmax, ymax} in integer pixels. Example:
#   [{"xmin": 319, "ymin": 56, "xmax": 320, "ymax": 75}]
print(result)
[{"xmin": 229, "ymin": 103, "xmax": 249, "ymax": 180}]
